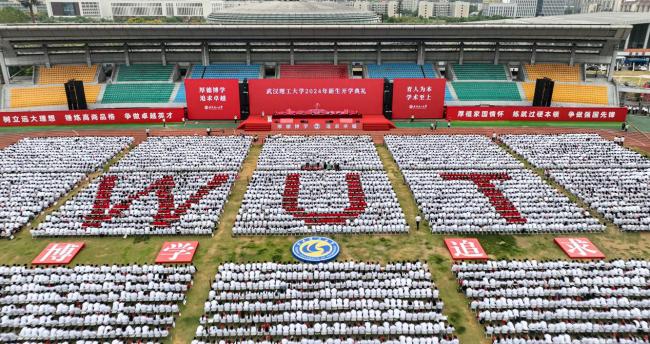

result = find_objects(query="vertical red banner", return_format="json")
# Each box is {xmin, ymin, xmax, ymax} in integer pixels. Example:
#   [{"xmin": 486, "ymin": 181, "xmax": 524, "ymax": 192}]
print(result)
[
  {"xmin": 391, "ymin": 79, "xmax": 446, "ymax": 119},
  {"xmin": 185, "ymin": 79, "xmax": 241, "ymax": 120}
]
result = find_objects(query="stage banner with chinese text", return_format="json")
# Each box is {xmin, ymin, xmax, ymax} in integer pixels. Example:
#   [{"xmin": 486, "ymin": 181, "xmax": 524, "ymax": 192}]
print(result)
[
  {"xmin": 248, "ymin": 79, "xmax": 384, "ymax": 116},
  {"xmin": 185, "ymin": 78, "xmax": 241, "ymax": 120},
  {"xmin": 0, "ymin": 108, "xmax": 184, "ymax": 127},
  {"xmin": 392, "ymin": 78, "xmax": 446, "ymax": 119},
  {"xmin": 446, "ymin": 106, "xmax": 627, "ymax": 122}
]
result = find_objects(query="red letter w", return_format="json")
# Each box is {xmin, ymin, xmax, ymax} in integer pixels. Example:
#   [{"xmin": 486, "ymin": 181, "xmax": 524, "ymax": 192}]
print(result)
[{"xmin": 83, "ymin": 174, "xmax": 229, "ymax": 228}]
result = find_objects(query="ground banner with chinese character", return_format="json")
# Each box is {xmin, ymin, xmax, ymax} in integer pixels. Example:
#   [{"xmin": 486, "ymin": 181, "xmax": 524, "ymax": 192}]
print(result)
[
  {"xmin": 446, "ymin": 106, "xmax": 627, "ymax": 122},
  {"xmin": 155, "ymin": 241, "xmax": 199, "ymax": 264},
  {"xmin": 392, "ymin": 79, "xmax": 446, "ymax": 119},
  {"xmin": 32, "ymin": 242, "xmax": 85, "ymax": 265},
  {"xmin": 248, "ymin": 79, "xmax": 384, "ymax": 116},
  {"xmin": 185, "ymin": 79, "xmax": 241, "ymax": 120},
  {"xmin": 444, "ymin": 238, "xmax": 489, "ymax": 260},
  {"xmin": 555, "ymin": 237, "xmax": 605, "ymax": 259},
  {"xmin": 0, "ymin": 108, "xmax": 184, "ymax": 127}
]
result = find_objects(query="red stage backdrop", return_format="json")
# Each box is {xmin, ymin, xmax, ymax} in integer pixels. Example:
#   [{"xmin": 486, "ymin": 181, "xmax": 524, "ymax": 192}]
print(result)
[
  {"xmin": 392, "ymin": 79, "xmax": 446, "ymax": 119},
  {"xmin": 0, "ymin": 108, "xmax": 183, "ymax": 127},
  {"xmin": 447, "ymin": 106, "xmax": 627, "ymax": 122},
  {"xmin": 248, "ymin": 79, "xmax": 384, "ymax": 116},
  {"xmin": 185, "ymin": 79, "xmax": 240, "ymax": 120}
]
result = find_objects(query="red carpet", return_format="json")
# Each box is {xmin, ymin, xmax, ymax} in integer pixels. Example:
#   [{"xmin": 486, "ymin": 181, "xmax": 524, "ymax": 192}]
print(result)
[{"xmin": 238, "ymin": 114, "xmax": 395, "ymax": 131}]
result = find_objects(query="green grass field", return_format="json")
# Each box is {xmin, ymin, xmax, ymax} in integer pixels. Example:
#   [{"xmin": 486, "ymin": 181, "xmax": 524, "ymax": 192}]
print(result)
[{"xmin": 1, "ymin": 140, "xmax": 650, "ymax": 344}]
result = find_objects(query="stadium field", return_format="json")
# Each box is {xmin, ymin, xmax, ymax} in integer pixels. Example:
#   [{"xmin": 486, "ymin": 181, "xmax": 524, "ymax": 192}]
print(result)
[{"xmin": 1, "ymin": 128, "xmax": 649, "ymax": 344}]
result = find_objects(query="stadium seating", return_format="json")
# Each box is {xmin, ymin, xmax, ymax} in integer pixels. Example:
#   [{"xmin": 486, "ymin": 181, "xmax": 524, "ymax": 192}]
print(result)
[
  {"xmin": 502, "ymin": 134, "xmax": 650, "ymax": 231},
  {"xmin": 522, "ymin": 82, "xmax": 609, "ymax": 105},
  {"xmin": 451, "ymin": 63, "xmax": 508, "ymax": 80},
  {"xmin": 233, "ymin": 136, "xmax": 407, "ymax": 235},
  {"xmin": 445, "ymin": 85, "xmax": 455, "ymax": 101},
  {"xmin": 366, "ymin": 63, "xmax": 433, "ymax": 79},
  {"xmin": 191, "ymin": 64, "xmax": 261, "ymax": 80},
  {"xmin": 101, "ymin": 83, "xmax": 175, "ymax": 103},
  {"xmin": 524, "ymin": 63, "xmax": 581, "ymax": 82},
  {"xmin": 454, "ymin": 260, "xmax": 650, "ymax": 343},
  {"xmin": 0, "ymin": 137, "xmax": 132, "ymax": 238},
  {"xmin": 37, "ymin": 64, "xmax": 98, "ymax": 84},
  {"xmin": 279, "ymin": 64, "xmax": 349, "ymax": 79},
  {"xmin": 0, "ymin": 264, "xmax": 195, "ymax": 342},
  {"xmin": 33, "ymin": 136, "xmax": 252, "ymax": 237},
  {"xmin": 193, "ymin": 261, "xmax": 458, "ymax": 344},
  {"xmin": 385, "ymin": 135, "xmax": 602, "ymax": 234},
  {"xmin": 115, "ymin": 64, "xmax": 174, "ymax": 82},
  {"xmin": 9, "ymin": 85, "xmax": 101, "ymax": 108},
  {"xmin": 174, "ymin": 83, "xmax": 186, "ymax": 103},
  {"xmin": 451, "ymin": 82, "xmax": 522, "ymax": 101}
]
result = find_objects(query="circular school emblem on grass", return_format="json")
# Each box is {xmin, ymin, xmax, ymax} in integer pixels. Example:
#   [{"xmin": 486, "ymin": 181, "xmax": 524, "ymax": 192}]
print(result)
[{"xmin": 292, "ymin": 236, "xmax": 340, "ymax": 263}]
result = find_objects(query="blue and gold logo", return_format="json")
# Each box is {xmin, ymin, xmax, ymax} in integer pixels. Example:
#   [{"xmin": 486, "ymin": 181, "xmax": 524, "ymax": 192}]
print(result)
[{"xmin": 292, "ymin": 236, "xmax": 340, "ymax": 263}]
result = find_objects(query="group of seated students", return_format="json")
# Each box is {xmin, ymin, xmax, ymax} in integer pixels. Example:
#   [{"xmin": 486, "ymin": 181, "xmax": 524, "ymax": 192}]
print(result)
[
  {"xmin": 0, "ymin": 264, "xmax": 195, "ymax": 342},
  {"xmin": 502, "ymin": 134, "xmax": 650, "ymax": 232},
  {"xmin": 233, "ymin": 136, "xmax": 407, "ymax": 235},
  {"xmin": 453, "ymin": 260, "xmax": 650, "ymax": 344},
  {"xmin": 31, "ymin": 136, "xmax": 252, "ymax": 237},
  {"xmin": 385, "ymin": 135, "xmax": 602, "ymax": 234},
  {"xmin": 192, "ymin": 261, "xmax": 458, "ymax": 344},
  {"xmin": 0, "ymin": 137, "xmax": 132, "ymax": 238}
]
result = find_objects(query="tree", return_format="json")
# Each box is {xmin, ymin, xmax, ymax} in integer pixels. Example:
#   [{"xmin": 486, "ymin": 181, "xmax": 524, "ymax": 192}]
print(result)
[
  {"xmin": 19, "ymin": 0, "xmax": 41, "ymax": 23},
  {"xmin": 0, "ymin": 7, "xmax": 30, "ymax": 23}
]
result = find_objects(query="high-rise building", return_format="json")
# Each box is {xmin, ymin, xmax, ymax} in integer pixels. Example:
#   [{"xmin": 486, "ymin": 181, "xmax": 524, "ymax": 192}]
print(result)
[
  {"xmin": 483, "ymin": 2, "xmax": 518, "ymax": 16},
  {"xmin": 536, "ymin": 0, "xmax": 567, "ymax": 15}
]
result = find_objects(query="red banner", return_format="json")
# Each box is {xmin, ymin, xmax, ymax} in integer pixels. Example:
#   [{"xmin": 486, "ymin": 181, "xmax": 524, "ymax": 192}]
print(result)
[
  {"xmin": 32, "ymin": 242, "xmax": 85, "ymax": 265},
  {"xmin": 444, "ymin": 238, "xmax": 488, "ymax": 260},
  {"xmin": 185, "ymin": 79, "xmax": 241, "ymax": 120},
  {"xmin": 392, "ymin": 79, "xmax": 446, "ymax": 119},
  {"xmin": 0, "ymin": 108, "xmax": 184, "ymax": 127},
  {"xmin": 155, "ymin": 241, "xmax": 199, "ymax": 264},
  {"xmin": 446, "ymin": 106, "xmax": 627, "ymax": 122},
  {"xmin": 555, "ymin": 238, "xmax": 605, "ymax": 259},
  {"xmin": 248, "ymin": 79, "xmax": 384, "ymax": 116}
]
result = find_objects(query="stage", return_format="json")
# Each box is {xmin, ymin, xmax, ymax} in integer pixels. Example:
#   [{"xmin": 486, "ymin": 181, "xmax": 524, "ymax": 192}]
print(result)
[{"xmin": 237, "ymin": 112, "xmax": 395, "ymax": 131}]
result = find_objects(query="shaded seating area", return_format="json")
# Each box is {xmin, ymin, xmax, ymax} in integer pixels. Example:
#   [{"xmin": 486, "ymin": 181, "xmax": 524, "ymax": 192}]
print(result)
[
  {"xmin": 101, "ymin": 83, "xmax": 175, "ymax": 103},
  {"xmin": 192, "ymin": 64, "xmax": 261, "ymax": 80},
  {"xmin": 451, "ymin": 82, "xmax": 521, "ymax": 101},
  {"xmin": 115, "ymin": 64, "xmax": 174, "ymax": 82},
  {"xmin": 37, "ymin": 64, "xmax": 99, "ymax": 84},
  {"xmin": 451, "ymin": 63, "xmax": 508, "ymax": 80},
  {"xmin": 366, "ymin": 63, "xmax": 435, "ymax": 79},
  {"xmin": 279, "ymin": 64, "xmax": 349, "ymax": 79}
]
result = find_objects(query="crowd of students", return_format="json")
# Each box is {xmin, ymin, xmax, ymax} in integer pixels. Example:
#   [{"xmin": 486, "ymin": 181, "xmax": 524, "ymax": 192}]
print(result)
[
  {"xmin": 385, "ymin": 135, "xmax": 601, "ymax": 234},
  {"xmin": 453, "ymin": 260, "xmax": 650, "ymax": 344},
  {"xmin": 0, "ymin": 137, "xmax": 132, "ymax": 238},
  {"xmin": 0, "ymin": 264, "xmax": 195, "ymax": 342},
  {"xmin": 233, "ymin": 136, "xmax": 407, "ymax": 235},
  {"xmin": 502, "ymin": 134, "xmax": 650, "ymax": 232},
  {"xmin": 192, "ymin": 261, "xmax": 458, "ymax": 344},
  {"xmin": 31, "ymin": 136, "xmax": 252, "ymax": 237}
]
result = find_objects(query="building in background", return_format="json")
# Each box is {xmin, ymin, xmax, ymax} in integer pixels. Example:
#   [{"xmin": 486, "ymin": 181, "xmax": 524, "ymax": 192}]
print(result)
[
  {"xmin": 483, "ymin": 2, "xmax": 518, "ymax": 16},
  {"xmin": 418, "ymin": 0, "xmax": 469, "ymax": 17},
  {"xmin": 0, "ymin": 0, "xmax": 47, "ymax": 14},
  {"xmin": 536, "ymin": 0, "xmax": 567, "ymax": 15},
  {"xmin": 620, "ymin": 0, "xmax": 650, "ymax": 11}
]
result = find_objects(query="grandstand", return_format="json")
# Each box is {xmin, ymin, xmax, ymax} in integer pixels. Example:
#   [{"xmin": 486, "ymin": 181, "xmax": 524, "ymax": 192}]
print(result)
[
  {"xmin": 451, "ymin": 63, "xmax": 509, "ymax": 81},
  {"xmin": 101, "ymin": 83, "xmax": 175, "ymax": 104},
  {"xmin": 522, "ymin": 82, "xmax": 609, "ymax": 105},
  {"xmin": 366, "ymin": 63, "xmax": 438, "ymax": 79},
  {"xmin": 523, "ymin": 63, "xmax": 582, "ymax": 82},
  {"xmin": 115, "ymin": 64, "xmax": 175, "ymax": 82},
  {"xmin": 190, "ymin": 64, "xmax": 261, "ymax": 80},
  {"xmin": 451, "ymin": 82, "xmax": 522, "ymax": 102},
  {"xmin": 9, "ymin": 84, "xmax": 101, "ymax": 108},
  {"xmin": 279, "ymin": 64, "xmax": 349, "ymax": 79},
  {"xmin": 37, "ymin": 64, "xmax": 99, "ymax": 84}
]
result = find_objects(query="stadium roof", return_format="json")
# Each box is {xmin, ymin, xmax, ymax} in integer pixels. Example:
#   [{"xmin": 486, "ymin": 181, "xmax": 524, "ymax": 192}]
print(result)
[
  {"xmin": 207, "ymin": 2, "xmax": 380, "ymax": 25},
  {"xmin": 481, "ymin": 12, "xmax": 650, "ymax": 26}
]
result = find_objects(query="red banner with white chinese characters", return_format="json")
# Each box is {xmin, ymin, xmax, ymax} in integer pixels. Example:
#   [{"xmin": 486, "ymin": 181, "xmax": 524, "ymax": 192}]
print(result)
[
  {"xmin": 444, "ymin": 238, "xmax": 488, "ymax": 260},
  {"xmin": 248, "ymin": 79, "xmax": 384, "ymax": 116},
  {"xmin": 0, "ymin": 108, "xmax": 184, "ymax": 127},
  {"xmin": 392, "ymin": 78, "xmax": 446, "ymax": 119},
  {"xmin": 446, "ymin": 106, "xmax": 627, "ymax": 122},
  {"xmin": 555, "ymin": 237, "xmax": 605, "ymax": 259},
  {"xmin": 185, "ymin": 79, "xmax": 241, "ymax": 120},
  {"xmin": 32, "ymin": 242, "xmax": 85, "ymax": 265},
  {"xmin": 155, "ymin": 241, "xmax": 199, "ymax": 264}
]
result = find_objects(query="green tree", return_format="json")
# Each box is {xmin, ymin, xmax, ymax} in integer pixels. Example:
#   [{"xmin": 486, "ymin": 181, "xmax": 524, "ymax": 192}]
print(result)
[
  {"xmin": 19, "ymin": 0, "xmax": 41, "ymax": 23},
  {"xmin": 0, "ymin": 7, "xmax": 30, "ymax": 23}
]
